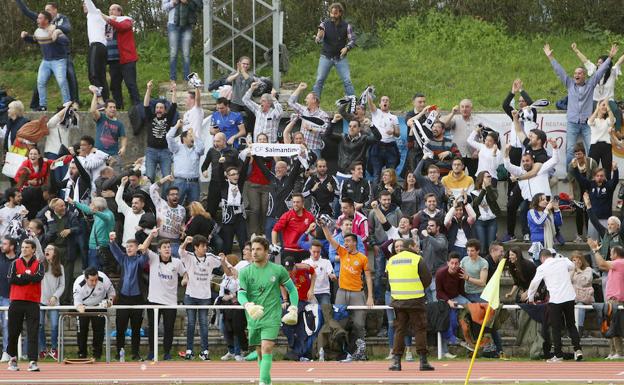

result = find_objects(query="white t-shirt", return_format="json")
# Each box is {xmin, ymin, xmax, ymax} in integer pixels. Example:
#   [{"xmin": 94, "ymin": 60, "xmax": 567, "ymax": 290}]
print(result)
[
  {"xmin": 590, "ymin": 117, "xmax": 613, "ymax": 144},
  {"xmin": 0, "ymin": 205, "xmax": 25, "ymax": 237},
  {"xmin": 44, "ymin": 113, "xmax": 76, "ymax": 154},
  {"xmin": 84, "ymin": 0, "xmax": 107, "ymax": 45},
  {"xmin": 371, "ymin": 109, "xmax": 399, "ymax": 143},
  {"xmin": 183, "ymin": 105, "xmax": 204, "ymax": 133},
  {"xmin": 586, "ymin": 61, "xmax": 621, "ymax": 101},
  {"xmin": 234, "ymin": 260, "xmax": 250, "ymax": 271},
  {"xmin": 116, "ymin": 186, "xmax": 143, "ymax": 247},
  {"xmin": 179, "ymin": 249, "xmax": 221, "ymax": 299},
  {"xmin": 467, "ymin": 131, "xmax": 503, "ymax": 177},
  {"xmin": 302, "ymin": 257, "xmax": 334, "ymax": 295},
  {"xmin": 147, "ymin": 250, "xmax": 186, "ymax": 305}
]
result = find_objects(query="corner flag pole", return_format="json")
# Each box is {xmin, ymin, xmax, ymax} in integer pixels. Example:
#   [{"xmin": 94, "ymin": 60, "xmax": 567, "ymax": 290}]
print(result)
[
  {"xmin": 464, "ymin": 258, "xmax": 506, "ymax": 385},
  {"xmin": 463, "ymin": 304, "xmax": 492, "ymax": 385}
]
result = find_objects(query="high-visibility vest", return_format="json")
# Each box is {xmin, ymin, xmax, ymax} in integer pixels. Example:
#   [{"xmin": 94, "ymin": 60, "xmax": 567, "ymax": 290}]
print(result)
[{"xmin": 386, "ymin": 251, "xmax": 425, "ymax": 300}]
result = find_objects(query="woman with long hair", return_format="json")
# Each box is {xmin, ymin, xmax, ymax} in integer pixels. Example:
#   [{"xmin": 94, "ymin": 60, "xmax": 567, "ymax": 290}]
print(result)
[
  {"xmin": 38, "ymin": 244, "xmax": 64, "ymax": 360},
  {"xmin": 570, "ymin": 251, "xmax": 594, "ymax": 336},
  {"xmin": 14, "ymin": 147, "xmax": 55, "ymax": 190},
  {"xmin": 184, "ymin": 201, "xmax": 222, "ymax": 253},
  {"xmin": 588, "ymin": 99, "xmax": 618, "ymax": 177},
  {"xmin": 504, "ymin": 248, "xmax": 536, "ymax": 303},
  {"xmin": 375, "ymin": 168, "xmax": 402, "ymax": 207},
  {"xmin": 400, "ymin": 172, "xmax": 420, "ymax": 217},
  {"xmin": 527, "ymin": 193, "xmax": 562, "ymax": 249},
  {"xmin": 471, "ymin": 171, "xmax": 501, "ymax": 251}
]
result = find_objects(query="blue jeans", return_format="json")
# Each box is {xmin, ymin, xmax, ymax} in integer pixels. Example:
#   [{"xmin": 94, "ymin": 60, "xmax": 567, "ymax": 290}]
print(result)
[
  {"xmin": 282, "ymin": 301, "xmax": 308, "ymax": 357},
  {"xmin": 0, "ymin": 297, "xmax": 9, "ymax": 352},
  {"xmin": 450, "ymin": 245, "xmax": 466, "ymax": 258},
  {"xmin": 87, "ymin": 248, "xmax": 101, "ymax": 270},
  {"xmin": 184, "ymin": 295, "xmax": 211, "ymax": 352},
  {"xmin": 369, "ymin": 142, "xmax": 400, "ymax": 182},
  {"xmin": 39, "ymin": 309, "xmax": 59, "ymax": 350},
  {"xmin": 315, "ymin": 293, "xmax": 331, "ymax": 305},
  {"xmin": 145, "ymin": 147, "xmax": 172, "ymax": 184},
  {"xmin": 168, "ymin": 24, "xmax": 193, "ymax": 81},
  {"xmin": 264, "ymin": 217, "xmax": 280, "ymax": 246},
  {"xmin": 425, "ymin": 280, "xmax": 436, "ymax": 304},
  {"xmin": 566, "ymin": 122, "xmax": 591, "ymax": 165},
  {"xmin": 385, "ymin": 291, "xmax": 411, "ymax": 349},
  {"xmin": 373, "ymin": 250, "xmax": 386, "ymax": 302},
  {"xmin": 441, "ymin": 295, "xmax": 471, "ymax": 354},
  {"xmin": 37, "ymin": 58, "xmax": 70, "ymax": 107},
  {"xmin": 173, "ymin": 178, "xmax": 200, "ymax": 206},
  {"xmin": 475, "ymin": 218, "xmax": 498, "ymax": 251},
  {"xmin": 313, "ymin": 55, "xmax": 355, "ymax": 97}
]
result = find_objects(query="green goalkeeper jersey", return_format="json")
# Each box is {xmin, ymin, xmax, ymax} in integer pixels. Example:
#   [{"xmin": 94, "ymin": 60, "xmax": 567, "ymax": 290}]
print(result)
[{"xmin": 238, "ymin": 261, "xmax": 291, "ymax": 329}]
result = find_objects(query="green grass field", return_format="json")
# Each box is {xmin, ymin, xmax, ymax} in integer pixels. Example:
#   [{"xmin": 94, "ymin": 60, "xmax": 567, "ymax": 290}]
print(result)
[{"xmin": 2, "ymin": 11, "xmax": 624, "ymax": 112}]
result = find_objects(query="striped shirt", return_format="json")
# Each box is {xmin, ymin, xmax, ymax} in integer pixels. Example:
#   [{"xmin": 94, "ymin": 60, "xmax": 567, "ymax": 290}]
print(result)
[
  {"xmin": 288, "ymin": 94, "xmax": 329, "ymax": 150},
  {"xmin": 242, "ymin": 89, "xmax": 283, "ymax": 143}
]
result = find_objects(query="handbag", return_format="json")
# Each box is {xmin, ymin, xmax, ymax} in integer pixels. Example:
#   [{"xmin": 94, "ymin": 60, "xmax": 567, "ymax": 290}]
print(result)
[{"xmin": 575, "ymin": 286, "xmax": 595, "ymax": 305}]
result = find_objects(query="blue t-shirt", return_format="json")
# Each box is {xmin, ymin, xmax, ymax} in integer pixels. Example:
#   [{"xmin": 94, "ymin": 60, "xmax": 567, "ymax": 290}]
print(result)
[
  {"xmin": 212, "ymin": 111, "xmax": 243, "ymax": 148},
  {"xmin": 96, "ymin": 115, "xmax": 126, "ymax": 156}
]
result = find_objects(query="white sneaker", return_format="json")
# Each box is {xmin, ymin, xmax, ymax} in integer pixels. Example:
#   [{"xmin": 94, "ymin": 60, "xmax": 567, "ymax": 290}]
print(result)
[
  {"xmin": 384, "ymin": 350, "xmax": 393, "ymax": 360},
  {"xmin": 7, "ymin": 357, "xmax": 18, "ymax": 371},
  {"xmin": 443, "ymin": 352, "xmax": 456, "ymax": 359},
  {"xmin": 574, "ymin": 349, "xmax": 583, "ymax": 361},
  {"xmin": 27, "ymin": 361, "xmax": 40, "ymax": 372},
  {"xmin": 610, "ymin": 354, "xmax": 622, "ymax": 360},
  {"xmin": 0, "ymin": 352, "xmax": 10, "ymax": 363},
  {"xmin": 234, "ymin": 355, "xmax": 244, "ymax": 361},
  {"xmin": 547, "ymin": 355, "xmax": 563, "ymax": 363},
  {"xmin": 405, "ymin": 351, "xmax": 414, "ymax": 362},
  {"xmin": 220, "ymin": 352, "xmax": 235, "ymax": 361},
  {"xmin": 605, "ymin": 354, "xmax": 614, "ymax": 360},
  {"xmin": 523, "ymin": 234, "xmax": 530, "ymax": 242}
]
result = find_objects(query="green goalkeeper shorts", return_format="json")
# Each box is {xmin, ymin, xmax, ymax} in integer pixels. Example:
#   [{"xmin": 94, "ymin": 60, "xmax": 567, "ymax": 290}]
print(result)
[{"xmin": 248, "ymin": 326, "xmax": 280, "ymax": 346}]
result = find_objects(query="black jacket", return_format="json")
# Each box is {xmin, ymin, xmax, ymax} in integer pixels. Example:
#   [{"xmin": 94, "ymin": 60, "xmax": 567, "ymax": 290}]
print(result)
[
  {"xmin": 256, "ymin": 156, "xmax": 301, "ymax": 218},
  {"xmin": 201, "ymin": 146, "xmax": 240, "ymax": 184}
]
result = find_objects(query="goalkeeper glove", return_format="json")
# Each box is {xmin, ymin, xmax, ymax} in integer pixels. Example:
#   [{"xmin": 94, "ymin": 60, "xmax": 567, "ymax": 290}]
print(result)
[
  {"xmin": 281, "ymin": 305, "xmax": 298, "ymax": 325},
  {"xmin": 244, "ymin": 302, "xmax": 265, "ymax": 320}
]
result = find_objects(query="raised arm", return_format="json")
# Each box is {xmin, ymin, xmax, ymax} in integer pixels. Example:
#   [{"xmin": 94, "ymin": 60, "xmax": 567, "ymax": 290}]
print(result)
[
  {"xmin": 571, "ymin": 42, "xmax": 590, "ymax": 64},
  {"xmin": 15, "ymin": 0, "xmax": 38, "ymax": 22},
  {"xmin": 144, "ymin": 80, "xmax": 154, "ymax": 107},
  {"xmin": 320, "ymin": 222, "xmax": 340, "ymax": 250},
  {"xmin": 89, "ymin": 88, "xmax": 101, "ymax": 121}
]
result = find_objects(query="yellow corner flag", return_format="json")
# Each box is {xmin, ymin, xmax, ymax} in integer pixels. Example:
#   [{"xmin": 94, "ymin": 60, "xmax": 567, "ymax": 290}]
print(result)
[
  {"xmin": 464, "ymin": 258, "xmax": 506, "ymax": 385},
  {"xmin": 479, "ymin": 258, "xmax": 506, "ymax": 309}
]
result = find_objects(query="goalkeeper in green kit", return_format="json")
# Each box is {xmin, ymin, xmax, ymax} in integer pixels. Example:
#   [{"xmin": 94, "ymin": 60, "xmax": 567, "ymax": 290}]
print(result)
[{"xmin": 238, "ymin": 237, "xmax": 299, "ymax": 385}]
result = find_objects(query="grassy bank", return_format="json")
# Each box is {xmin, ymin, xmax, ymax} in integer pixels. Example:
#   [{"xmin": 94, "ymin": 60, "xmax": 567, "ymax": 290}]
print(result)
[{"xmin": 2, "ymin": 11, "xmax": 623, "ymax": 111}]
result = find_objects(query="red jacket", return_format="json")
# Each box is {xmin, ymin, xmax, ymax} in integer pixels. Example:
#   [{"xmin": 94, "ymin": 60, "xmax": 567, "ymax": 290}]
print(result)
[
  {"xmin": 273, "ymin": 209, "xmax": 315, "ymax": 250},
  {"xmin": 14, "ymin": 158, "xmax": 54, "ymax": 189},
  {"xmin": 108, "ymin": 16, "xmax": 138, "ymax": 64},
  {"xmin": 9, "ymin": 257, "xmax": 44, "ymax": 303}
]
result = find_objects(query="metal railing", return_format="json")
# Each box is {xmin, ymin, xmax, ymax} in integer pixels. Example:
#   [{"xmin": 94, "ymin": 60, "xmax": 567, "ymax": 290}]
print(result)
[{"xmin": 1, "ymin": 303, "xmax": 622, "ymax": 362}]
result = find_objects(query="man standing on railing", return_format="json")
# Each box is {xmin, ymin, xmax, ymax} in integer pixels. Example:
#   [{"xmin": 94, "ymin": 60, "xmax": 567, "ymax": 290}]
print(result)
[
  {"xmin": 72, "ymin": 266, "xmax": 115, "ymax": 361},
  {"xmin": 6, "ymin": 240, "xmax": 43, "ymax": 372},
  {"xmin": 527, "ymin": 249, "xmax": 583, "ymax": 363},
  {"xmin": 238, "ymin": 237, "xmax": 299, "ymax": 385},
  {"xmin": 386, "ymin": 238, "xmax": 433, "ymax": 372}
]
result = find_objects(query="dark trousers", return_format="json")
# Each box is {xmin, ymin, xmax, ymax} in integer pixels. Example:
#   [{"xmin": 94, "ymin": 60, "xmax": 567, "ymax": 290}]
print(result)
[
  {"xmin": 370, "ymin": 142, "xmax": 399, "ymax": 183},
  {"xmin": 282, "ymin": 301, "xmax": 309, "ymax": 357},
  {"xmin": 222, "ymin": 307, "xmax": 248, "ymax": 354},
  {"xmin": 507, "ymin": 188, "xmax": 529, "ymax": 236},
  {"xmin": 88, "ymin": 42, "xmax": 109, "ymax": 100},
  {"xmin": 59, "ymin": 247, "xmax": 74, "ymax": 305},
  {"xmin": 29, "ymin": 55, "xmax": 79, "ymax": 109},
  {"xmin": 206, "ymin": 181, "xmax": 223, "ymax": 218},
  {"xmin": 147, "ymin": 304, "xmax": 176, "ymax": 356},
  {"xmin": 115, "ymin": 294, "xmax": 144, "ymax": 356},
  {"xmin": 575, "ymin": 205, "xmax": 588, "ymax": 236},
  {"xmin": 109, "ymin": 60, "xmax": 141, "ymax": 110},
  {"xmin": 7, "ymin": 301, "xmax": 39, "ymax": 361},
  {"xmin": 77, "ymin": 310, "xmax": 106, "ymax": 358},
  {"xmin": 589, "ymin": 141, "xmax": 613, "ymax": 178},
  {"xmin": 220, "ymin": 214, "xmax": 248, "ymax": 255},
  {"xmin": 392, "ymin": 305, "xmax": 427, "ymax": 356},
  {"xmin": 463, "ymin": 156, "xmax": 478, "ymax": 178},
  {"xmin": 548, "ymin": 300, "xmax": 581, "ymax": 356}
]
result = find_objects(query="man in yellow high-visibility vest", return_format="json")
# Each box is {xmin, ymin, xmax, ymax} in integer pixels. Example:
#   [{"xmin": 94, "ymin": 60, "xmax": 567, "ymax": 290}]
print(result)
[{"xmin": 386, "ymin": 238, "xmax": 434, "ymax": 371}]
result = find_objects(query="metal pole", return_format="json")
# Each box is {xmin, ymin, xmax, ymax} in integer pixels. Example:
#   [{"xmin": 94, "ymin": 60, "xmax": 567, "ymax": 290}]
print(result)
[
  {"xmin": 271, "ymin": 0, "xmax": 281, "ymax": 89},
  {"xmin": 203, "ymin": 0, "xmax": 213, "ymax": 91},
  {"xmin": 437, "ymin": 332, "xmax": 442, "ymax": 360},
  {"xmin": 153, "ymin": 308, "xmax": 159, "ymax": 362},
  {"xmin": 17, "ymin": 335, "xmax": 22, "ymax": 361},
  {"xmin": 104, "ymin": 314, "xmax": 110, "ymax": 363}
]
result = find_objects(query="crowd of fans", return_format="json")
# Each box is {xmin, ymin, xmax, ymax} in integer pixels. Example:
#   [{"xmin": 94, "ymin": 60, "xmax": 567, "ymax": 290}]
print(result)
[{"xmin": 0, "ymin": 0, "xmax": 624, "ymax": 373}]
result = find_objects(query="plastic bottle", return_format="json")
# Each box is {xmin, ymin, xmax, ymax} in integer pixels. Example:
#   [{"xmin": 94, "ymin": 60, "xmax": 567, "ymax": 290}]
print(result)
[
  {"xmin": 119, "ymin": 348, "xmax": 125, "ymax": 362},
  {"xmin": 318, "ymin": 347, "xmax": 325, "ymax": 362}
]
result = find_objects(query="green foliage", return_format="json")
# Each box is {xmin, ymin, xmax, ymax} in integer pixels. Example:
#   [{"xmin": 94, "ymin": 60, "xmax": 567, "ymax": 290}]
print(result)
[{"xmin": 283, "ymin": 10, "xmax": 624, "ymax": 111}]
